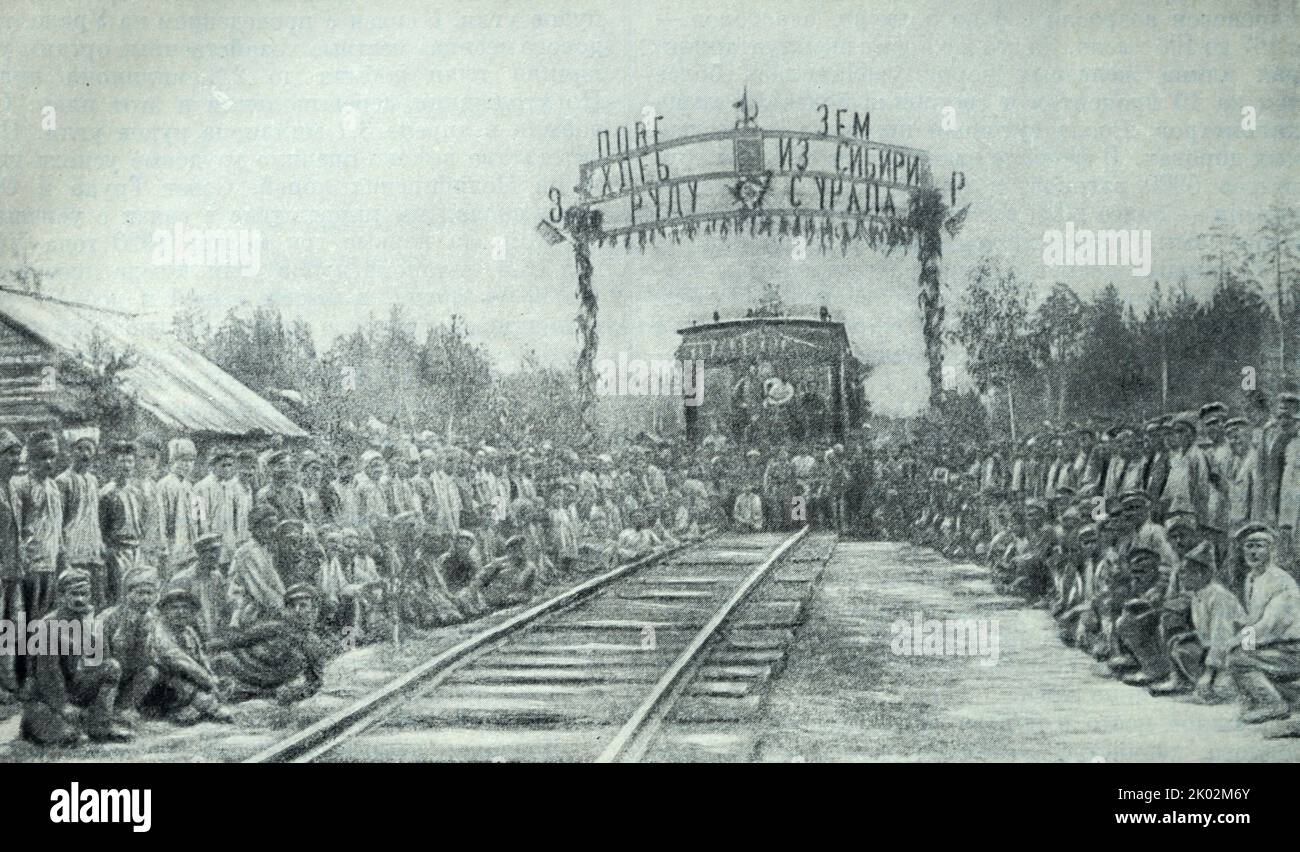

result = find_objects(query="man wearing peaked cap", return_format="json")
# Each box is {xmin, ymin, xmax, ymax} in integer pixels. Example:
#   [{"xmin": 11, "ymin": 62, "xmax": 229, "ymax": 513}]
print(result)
[
  {"xmin": 208, "ymin": 577, "xmax": 329, "ymax": 706},
  {"xmin": 194, "ymin": 445, "xmax": 241, "ymax": 573},
  {"xmin": 1110, "ymin": 545, "xmax": 1173, "ymax": 685},
  {"xmin": 1161, "ymin": 410, "xmax": 1211, "ymax": 526},
  {"xmin": 151, "ymin": 585, "xmax": 232, "ymax": 724},
  {"xmin": 1228, "ymin": 521, "xmax": 1300, "ymax": 722},
  {"xmin": 1153, "ymin": 540, "xmax": 1244, "ymax": 700},
  {"xmin": 20, "ymin": 568, "xmax": 133, "ymax": 745}
]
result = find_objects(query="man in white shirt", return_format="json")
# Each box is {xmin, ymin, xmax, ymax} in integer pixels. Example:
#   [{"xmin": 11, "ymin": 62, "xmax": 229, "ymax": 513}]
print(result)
[{"xmin": 1228, "ymin": 523, "xmax": 1300, "ymax": 723}]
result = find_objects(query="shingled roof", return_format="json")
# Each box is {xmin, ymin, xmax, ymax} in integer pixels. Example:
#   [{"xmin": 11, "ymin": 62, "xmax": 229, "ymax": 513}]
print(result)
[{"xmin": 0, "ymin": 286, "xmax": 307, "ymax": 438}]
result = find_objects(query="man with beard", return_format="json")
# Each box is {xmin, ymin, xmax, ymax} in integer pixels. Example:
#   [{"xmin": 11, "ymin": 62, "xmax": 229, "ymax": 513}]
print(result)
[
  {"xmin": 428, "ymin": 449, "xmax": 462, "ymax": 534},
  {"xmin": 439, "ymin": 530, "xmax": 481, "ymax": 597},
  {"xmin": 21, "ymin": 569, "xmax": 132, "ymax": 745},
  {"xmin": 355, "ymin": 449, "xmax": 390, "ymax": 529},
  {"xmin": 209, "ymin": 582, "xmax": 329, "ymax": 705},
  {"xmin": 13, "ymin": 430, "xmax": 63, "ymax": 619},
  {"xmin": 298, "ymin": 450, "xmax": 326, "ymax": 525}
]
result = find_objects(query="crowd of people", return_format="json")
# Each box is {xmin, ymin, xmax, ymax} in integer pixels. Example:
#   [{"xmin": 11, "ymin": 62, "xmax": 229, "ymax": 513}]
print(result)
[
  {"xmin": 2, "ymin": 418, "xmax": 874, "ymax": 747},
  {"xmin": 901, "ymin": 388, "xmax": 1300, "ymax": 726},
  {"xmin": 12, "ymin": 381, "xmax": 1295, "ymax": 747}
]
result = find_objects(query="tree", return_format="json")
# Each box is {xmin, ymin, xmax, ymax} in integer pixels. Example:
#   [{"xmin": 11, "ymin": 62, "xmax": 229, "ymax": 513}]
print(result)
[
  {"xmin": 949, "ymin": 256, "xmax": 1035, "ymax": 439},
  {"xmin": 1029, "ymin": 282, "xmax": 1086, "ymax": 419},
  {"xmin": 1256, "ymin": 202, "xmax": 1299, "ymax": 377}
]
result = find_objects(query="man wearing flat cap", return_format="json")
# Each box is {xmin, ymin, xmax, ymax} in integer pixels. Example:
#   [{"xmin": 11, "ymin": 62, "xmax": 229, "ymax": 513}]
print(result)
[
  {"xmin": 1228, "ymin": 523, "xmax": 1300, "ymax": 723},
  {"xmin": 1110, "ymin": 545, "xmax": 1171, "ymax": 684},
  {"xmin": 12, "ymin": 430, "xmax": 64, "ymax": 618},
  {"xmin": 21, "ymin": 569, "xmax": 132, "ymax": 744}
]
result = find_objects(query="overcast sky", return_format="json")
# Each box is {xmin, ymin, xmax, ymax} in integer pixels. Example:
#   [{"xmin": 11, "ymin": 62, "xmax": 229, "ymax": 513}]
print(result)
[{"xmin": 1, "ymin": 0, "xmax": 1295, "ymax": 414}]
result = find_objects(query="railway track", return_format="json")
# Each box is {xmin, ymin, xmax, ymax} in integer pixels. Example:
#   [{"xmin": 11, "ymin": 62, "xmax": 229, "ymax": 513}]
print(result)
[{"xmin": 247, "ymin": 527, "xmax": 835, "ymax": 763}]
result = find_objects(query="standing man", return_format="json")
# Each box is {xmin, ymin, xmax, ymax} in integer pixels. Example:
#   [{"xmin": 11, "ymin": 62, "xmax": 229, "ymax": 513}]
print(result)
[
  {"xmin": 157, "ymin": 438, "xmax": 200, "ymax": 578},
  {"xmin": 13, "ymin": 430, "xmax": 63, "ymax": 619},
  {"xmin": 0, "ymin": 431, "xmax": 23, "ymax": 694},
  {"xmin": 325, "ymin": 452, "xmax": 360, "ymax": 529},
  {"xmin": 133, "ymin": 434, "xmax": 167, "ymax": 572},
  {"xmin": 257, "ymin": 449, "xmax": 306, "ymax": 522},
  {"xmin": 1161, "ymin": 413, "xmax": 1211, "ymax": 526},
  {"xmin": 99, "ymin": 440, "xmax": 143, "ymax": 609},
  {"xmin": 57, "ymin": 426, "xmax": 105, "ymax": 610}
]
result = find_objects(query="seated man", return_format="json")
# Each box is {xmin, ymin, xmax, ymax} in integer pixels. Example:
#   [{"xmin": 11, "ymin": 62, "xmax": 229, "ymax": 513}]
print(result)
[
  {"xmin": 169, "ymin": 532, "xmax": 229, "ymax": 641},
  {"xmin": 20, "ymin": 569, "xmax": 132, "ymax": 745},
  {"xmin": 613, "ymin": 510, "xmax": 662, "ymax": 565},
  {"xmin": 101, "ymin": 566, "xmax": 163, "ymax": 726},
  {"xmin": 1056, "ymin": 523, "xmax": 1099, "ymax": 645},
  {"xmin": 439, "ymin": 530, "xmax": 483, "ymax": 596},
  {"xmin": 1154, "ymin": 541, "xmax": 1244, "ymax": 700},
  {"xmin": 209, "ymin": 583, "xmax": 330, "ymax": 705},
  {"xmin": 1228, "ymin": 523, "xmax": 1300, "ymax": 723},
  {"xmin": 148, "ymin": 587, "xmax": 233, "ymax": 724},
  {"xmin": 732, "ymin": 482, "xmax": 764, "ymax": 533},
  {"xmin": 458, "ymin": 534, "xmax": 538, "ymax": 616},
  {"xmin": 1111, "ymin": 546, "xmax": 1172, "ymax": 685},
  {"xmin": 401, "ymin": 527, "xmax": 465, "ymax": 628}
]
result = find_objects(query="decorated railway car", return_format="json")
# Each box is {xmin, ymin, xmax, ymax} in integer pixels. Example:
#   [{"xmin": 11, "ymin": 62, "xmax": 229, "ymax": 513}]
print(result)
[{"xmin": 677, "ymin": 310, "xmax": 866, "ymax": 446}]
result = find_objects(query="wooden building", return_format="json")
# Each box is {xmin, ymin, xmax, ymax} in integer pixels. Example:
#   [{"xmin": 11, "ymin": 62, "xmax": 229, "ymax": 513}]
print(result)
[{"xmin": 0, "ymin": 286, "xmax": 306, "ymax": 444}]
